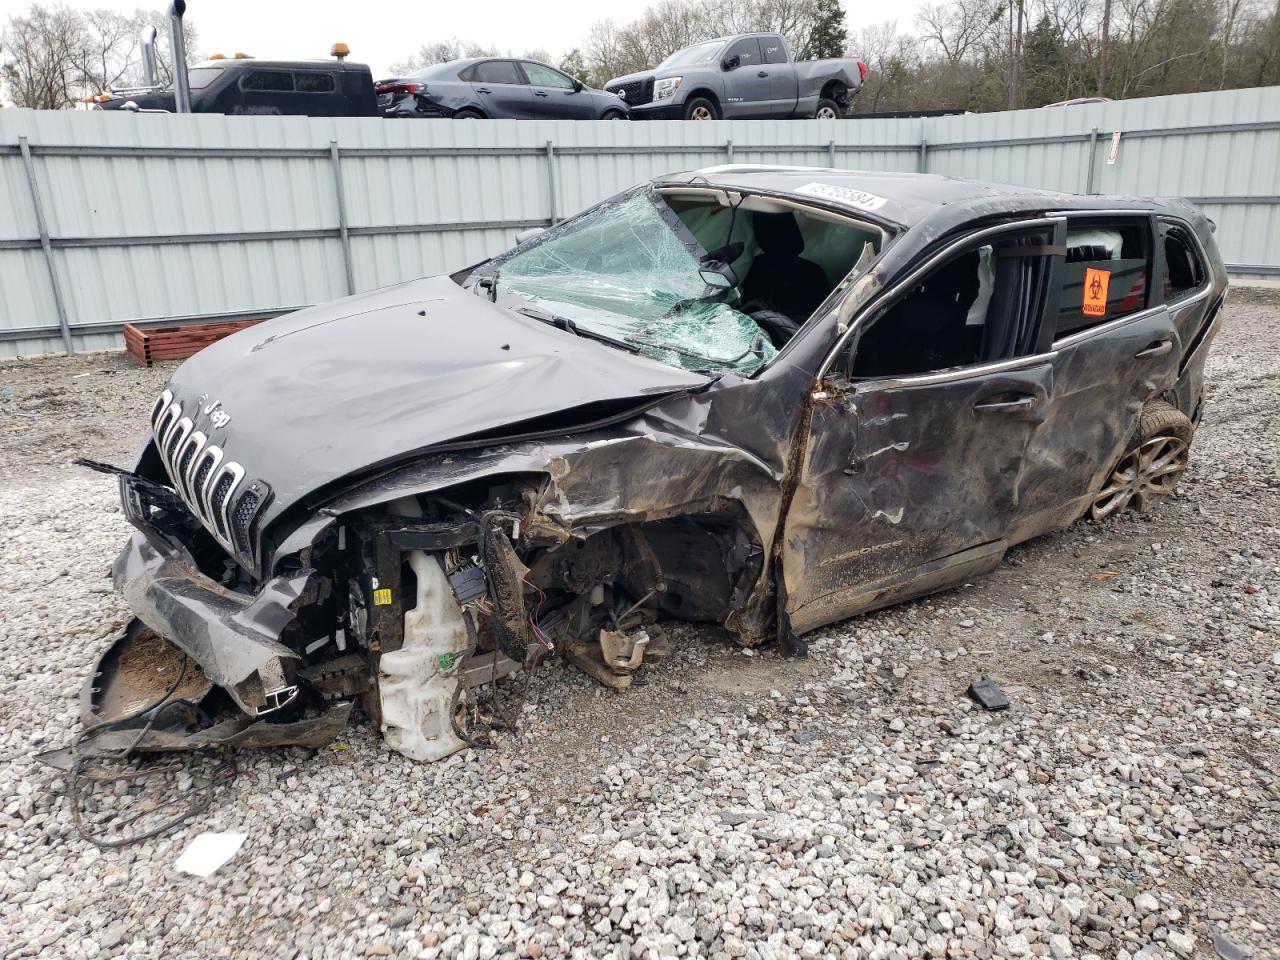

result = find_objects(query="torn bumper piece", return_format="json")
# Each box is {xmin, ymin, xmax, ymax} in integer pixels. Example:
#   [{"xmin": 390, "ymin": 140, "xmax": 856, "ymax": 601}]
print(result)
[
  {"xmin": 109, "ymin": 526, "xmax": 317, "ymax": 719},
  {"xmin": 51, "ymin": 701, "xmax": 354, "ymax": 764}
]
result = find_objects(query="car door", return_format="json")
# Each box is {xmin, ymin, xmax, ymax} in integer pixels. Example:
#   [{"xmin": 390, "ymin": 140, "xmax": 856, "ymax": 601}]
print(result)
[
  {"xmin": 1009, "ymin": 214, "xmax": 1184, "ymax": 537},
  {"xmin": 467, "ymin": 59, "xmax": 534, "ymax": 118},
  {"xmin": 720, "ymin": 37, "xmax": 771, "ymax": 118},
  {"xmin": 759, "ymin": 35, "xmax": 798, "ymax": 115},
  {"xmin": 522, "ymin": 61, "xmax": 594, "ymax": 119},
  {"xmin": 780, "ymin": 218, "xmax": 1067, "ymax": 635}
]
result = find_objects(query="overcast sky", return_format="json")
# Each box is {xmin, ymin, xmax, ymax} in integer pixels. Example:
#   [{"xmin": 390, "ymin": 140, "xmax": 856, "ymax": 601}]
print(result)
[{"xmin": 42, "ymin": 0, "xmax": 922, "ymax": 76}]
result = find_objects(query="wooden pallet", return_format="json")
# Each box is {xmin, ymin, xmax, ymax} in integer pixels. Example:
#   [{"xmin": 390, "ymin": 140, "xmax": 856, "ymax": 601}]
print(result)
[{"xmin": 124, "ymin": 319, "xmax": 264, "ymax": 367}]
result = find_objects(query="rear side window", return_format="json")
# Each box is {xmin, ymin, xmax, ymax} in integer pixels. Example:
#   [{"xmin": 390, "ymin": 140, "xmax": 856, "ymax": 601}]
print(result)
[
  {"xmin": 294, "ymin": 72, "xmax": 336, "ymax": 93},
  {"xmin": 1053, "ymin": 219, "xmax": 1151, "ymax": 339},
  {"xmin": 1160, "ymin": 223, "xmax": 1207, "ymax": 302},
  {"xmin": 240, "ymin": 70, "xmax": 293, "ymax": 92},
  {"xmin": 724, "ymin": 37, "xmax": 763, "ymax": 68},
  {"xmin": 761, "ymin": 36, "xmax": 787, "ymax": 64},
  {"xmin": 471, "ymin": 60, "xmax": 524, "ymax": 85}
]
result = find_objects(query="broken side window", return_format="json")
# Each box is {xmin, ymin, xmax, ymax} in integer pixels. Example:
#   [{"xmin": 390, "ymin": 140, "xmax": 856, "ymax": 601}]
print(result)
[
  {"xmin": 1159, "ymin": 222, "xmax": 1207, "ymax": 303},
  {"xmin": 1053, "ymin": 218, "xmax": 1151, "ymax": 338},
  {"xmin": 847, "ymin": 228, "xmax": 1056, "ymax": 379}
]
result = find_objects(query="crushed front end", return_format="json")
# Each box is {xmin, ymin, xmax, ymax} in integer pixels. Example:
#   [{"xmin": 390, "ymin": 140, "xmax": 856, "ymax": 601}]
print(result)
[{"xmin": 91, "ymin": 379, "xmax": 776, "ymax": 762}]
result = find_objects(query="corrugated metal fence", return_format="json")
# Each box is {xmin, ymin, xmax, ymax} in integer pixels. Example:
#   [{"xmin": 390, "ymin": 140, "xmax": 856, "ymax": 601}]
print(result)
[{"xmin": 2, "ymin": 85, "xmax": 1277, "ymax": 357}]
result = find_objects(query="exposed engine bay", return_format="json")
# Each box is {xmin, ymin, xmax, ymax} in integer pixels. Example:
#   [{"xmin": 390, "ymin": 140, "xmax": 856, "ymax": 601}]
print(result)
[{"xmin": 85, "ymin": 455, "xmax": 764, "ymax": 762}]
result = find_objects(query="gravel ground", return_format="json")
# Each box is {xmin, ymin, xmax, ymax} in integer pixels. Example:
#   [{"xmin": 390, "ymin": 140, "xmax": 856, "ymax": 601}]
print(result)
[{"xmin": 1, "ymin": 300, "xmax": 1277, "ymax": 960}]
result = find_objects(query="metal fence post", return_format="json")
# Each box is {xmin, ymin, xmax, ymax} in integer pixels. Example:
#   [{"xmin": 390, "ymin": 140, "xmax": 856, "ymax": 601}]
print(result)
[
  {"xmin": 1085, "ymin": 126, "xmax": 1099, "ymax": 195},
  {"xmin": 918, "ymin": 137, "xmax": 928, "ymax": 173},
  {"xmin": 545, "ymin": 140, "xmax": 559, "ymax": 225},
  {"xmin": 828, "ymin": 139, "xmax": 836, "ymax": 167},
  {"xmin": 18, "ymin": 135, "xmax": 74, "ymax": 356},
  {"xmin": 726, "ymin": 137, "xmax": 734, "ymax": 163},
  {"xmin": 329, "ymin": 139, "xmax": 355, "ymax": 295}
]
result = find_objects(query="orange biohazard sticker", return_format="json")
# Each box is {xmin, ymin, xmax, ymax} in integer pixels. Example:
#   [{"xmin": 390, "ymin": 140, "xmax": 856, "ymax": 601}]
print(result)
[{"xmin": 1082, "ymin": 267, "xmax": 1110, "ymax": 317}]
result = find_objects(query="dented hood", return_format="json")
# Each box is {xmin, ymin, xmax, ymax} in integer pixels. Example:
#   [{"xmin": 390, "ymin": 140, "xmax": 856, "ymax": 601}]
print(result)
[{"xmin": 161, "ymin": 275, "xmax": 710, "ymax": 513}]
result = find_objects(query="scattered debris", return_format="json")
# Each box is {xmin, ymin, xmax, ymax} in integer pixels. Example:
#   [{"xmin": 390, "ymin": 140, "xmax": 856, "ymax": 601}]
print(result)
[
  {"xmin": 967, "ymin": 675, "xmax": 1011, "ymax": 711},
  {"xmin": 562, "ymin": 626, "xmax": 671, "ymax": 691},
  {"xmin": 174, "ymin": 831, "xmax": 248, "ymax": 878}
]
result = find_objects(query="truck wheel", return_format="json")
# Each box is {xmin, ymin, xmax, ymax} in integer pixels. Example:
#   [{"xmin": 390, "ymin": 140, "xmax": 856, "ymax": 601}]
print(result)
[
  {"xmin": 601, "ymin": 109, "xmax": 627, "ymax": 120},
  {"xmin": 684, "ymin": 97, "xmax": 719, "ymax": 121},
  {"xmin": 453, "ymin": 108, "xmax": 484, "ymax": 119},
  {"xmin": 815, "ymin": 98, "xmax": 841, "ymax": 120},
  {"xmin": 1089, "ymin": 401, "xmax": 1193, "ymax": 521}
]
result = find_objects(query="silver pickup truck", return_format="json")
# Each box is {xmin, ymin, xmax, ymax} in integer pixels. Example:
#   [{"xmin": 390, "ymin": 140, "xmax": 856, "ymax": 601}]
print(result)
[{"xmin": 605, "ymin": 33, "xmax": 866, "ymax": 120}]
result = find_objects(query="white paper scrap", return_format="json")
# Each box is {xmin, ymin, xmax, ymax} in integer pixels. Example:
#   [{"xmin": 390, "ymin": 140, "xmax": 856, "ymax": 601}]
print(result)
[{"xmin": 175, "ymin": 832, "xmax": 247, "ymax": 878}]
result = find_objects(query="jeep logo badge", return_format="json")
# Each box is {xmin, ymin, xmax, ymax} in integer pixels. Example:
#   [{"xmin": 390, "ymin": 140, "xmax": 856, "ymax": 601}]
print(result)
[{"xmin": 198, "ymin": 395, "xmax": 232, "ymax": 429}]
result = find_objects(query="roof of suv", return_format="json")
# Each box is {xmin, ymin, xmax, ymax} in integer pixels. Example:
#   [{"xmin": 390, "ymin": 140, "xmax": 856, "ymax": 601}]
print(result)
[{"xmin": 658, "ymin": 165, "xmax": 1181, "ymax": 229}]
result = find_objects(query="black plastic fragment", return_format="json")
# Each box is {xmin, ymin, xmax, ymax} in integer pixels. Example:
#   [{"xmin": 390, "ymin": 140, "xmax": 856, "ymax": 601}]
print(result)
[
  {"xmin": 447, "ymin": 563, "xmax": 489, "ymax": 605},
  {"xmin": 967, "ymin": 675, "xmax": 1010, "ymax": 711}
]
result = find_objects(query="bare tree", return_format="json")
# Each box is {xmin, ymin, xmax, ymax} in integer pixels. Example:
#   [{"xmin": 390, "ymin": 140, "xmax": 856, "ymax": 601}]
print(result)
[
  {"xmin": 916, "ymin": 0, "xmax": 1001, "ymax": 64},
  {"xmin": 1, "ymin": 4, "xmax": 87, "ymax": 108},
  {"xmin": 0, "ymin": 4, "xmax": 202, "ymax": 107},
  {"xmin": 77, "ymin": 9, "xmax": 139, "ymax": 92},
  {"xmin": 848, "ymin": 20, "xmax": 921, "ymax": 111},
  {"xmin": 1098, "ymin": 0, "xmax": 1113, "ymax": 92},
  {"xmin": 388, "ymin": 39, "xmax": 500, "ymax": 76}
]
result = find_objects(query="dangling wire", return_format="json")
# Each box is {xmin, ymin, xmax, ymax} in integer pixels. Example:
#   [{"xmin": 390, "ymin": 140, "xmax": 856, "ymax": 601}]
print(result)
[{"xmin": 65, "ymin": 650, "xmax": 238, "ymax": 848}]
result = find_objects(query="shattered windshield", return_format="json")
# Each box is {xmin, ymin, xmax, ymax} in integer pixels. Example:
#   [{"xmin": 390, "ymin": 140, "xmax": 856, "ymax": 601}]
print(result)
[{"xmin": 486, "ymin": 190, "xmax": 775, "ymax": 375}]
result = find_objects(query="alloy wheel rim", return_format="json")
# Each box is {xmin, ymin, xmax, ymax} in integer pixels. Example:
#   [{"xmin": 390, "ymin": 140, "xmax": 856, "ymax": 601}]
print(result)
[
  {"xmin": 690, "ymin": 106, "xmax": 713, "ymax": 120},
  {"xmin": 817, "ymin": 106, "xmax": 837, "ymax": 119},
  {"xmin": 1090, "ymin": 435, "xmax": 1189, "ymax": 521}
]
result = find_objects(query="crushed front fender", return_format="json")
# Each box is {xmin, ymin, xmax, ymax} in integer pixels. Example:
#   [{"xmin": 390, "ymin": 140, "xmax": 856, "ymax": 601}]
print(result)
[{"xmin": 111, "ymin": 524, "xmax": 321, "ymax": 716}]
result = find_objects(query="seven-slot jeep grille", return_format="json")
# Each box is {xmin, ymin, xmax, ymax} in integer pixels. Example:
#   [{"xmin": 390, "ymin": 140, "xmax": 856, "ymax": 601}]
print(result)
[{"xmin": 150, "ymin": 388, "xmax": 258, "ymax": 555}]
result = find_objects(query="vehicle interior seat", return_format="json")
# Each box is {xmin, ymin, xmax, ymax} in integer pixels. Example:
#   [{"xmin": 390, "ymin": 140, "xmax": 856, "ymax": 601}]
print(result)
[
  {"xmin": 852, "ymin": 251, "xmax": 983, "ymax": 377},
  {"xmin": 741, "ymin": 212, "xmax": 831, "ymax": 342}
]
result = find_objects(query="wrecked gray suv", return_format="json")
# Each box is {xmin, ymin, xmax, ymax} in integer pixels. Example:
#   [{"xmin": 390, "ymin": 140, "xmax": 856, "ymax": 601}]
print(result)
[{"xmin": 92, "ymin": 166, "xmax": 1226, "ymax": 761}]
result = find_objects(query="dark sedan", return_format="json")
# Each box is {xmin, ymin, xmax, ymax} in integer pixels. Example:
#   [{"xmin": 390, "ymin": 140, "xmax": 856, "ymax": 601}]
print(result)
[{"xmin": 377, "ymin": 58, "xmax": 628, "ymax": 119}]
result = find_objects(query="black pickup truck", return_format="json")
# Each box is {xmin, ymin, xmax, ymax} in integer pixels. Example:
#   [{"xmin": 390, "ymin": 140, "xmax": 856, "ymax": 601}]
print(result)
[{"xmin": 92, "ymin": 54, "xmax": 377, "ymax": 117}]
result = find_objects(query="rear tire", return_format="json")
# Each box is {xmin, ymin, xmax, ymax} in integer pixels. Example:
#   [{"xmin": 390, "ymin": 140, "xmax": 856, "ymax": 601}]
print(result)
[
  {"xmin": 453, "ymin": 108, "xmax": 484, "ymax": 119},
  {"xmin": 1089, "ymin": 400, "xmax": 1194, "ymax": 521},
  {"xmin": 684, "ymin": 97, "xmax": 719, "ymax": 121},
  {"xmin": 815, "ymin": 98, "xmax": 841, "ymax": 120},
  {"xmin": 601, "ymin": 109, "xmax": 627, "ymax": 120}
]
